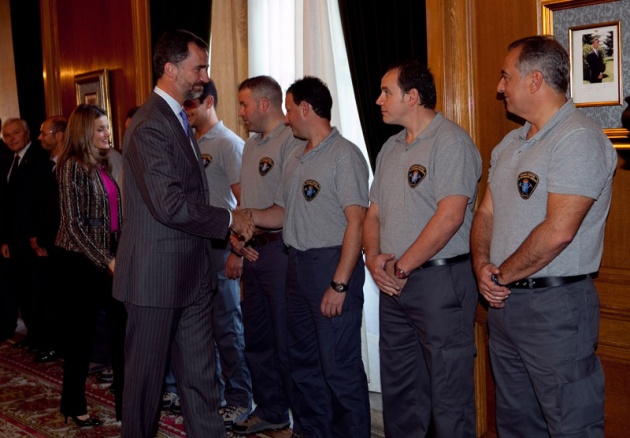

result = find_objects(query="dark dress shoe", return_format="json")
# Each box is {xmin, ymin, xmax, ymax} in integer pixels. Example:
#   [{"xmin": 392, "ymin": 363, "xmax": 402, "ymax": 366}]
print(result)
[
  {"xmin": 12, "ymin": 338, "xmax": 30, "ymax": 349},
  {"xmin": 34, "ymin": 350, "xmax": 59, "ymax": 363},
  {"xmin": 65, "ymin": 415, "xmax": 101, "ymax": 427}
]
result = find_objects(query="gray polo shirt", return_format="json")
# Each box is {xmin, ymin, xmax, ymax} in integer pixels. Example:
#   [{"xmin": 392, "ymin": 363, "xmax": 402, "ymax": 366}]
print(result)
[
  {"xmin": 240, "ymin": 122, "xmax": 303, "ymax": 210},
  {"xmin": 488, "ymin": 99, "xmax": 617, "ymax": 276},
  {"xmin": 278, "ymin": 127, "xmax": 369, "ymax": 251},
  {"xmin": 197, "ymin": 121, "xmax": 243, "ymax": 210},
  {"xmin": 370, "ymin": 112, "xmax": 481, "ymax": 259}
]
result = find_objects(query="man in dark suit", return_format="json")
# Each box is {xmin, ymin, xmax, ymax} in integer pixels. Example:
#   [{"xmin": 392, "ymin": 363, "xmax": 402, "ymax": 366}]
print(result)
[
  {"xmin": 112, "ymin": 29, "xmax": 254, "ymax": 438},
  {"xmin": 0, "ymin": 118, "xmax": 53, "ymax": 347},
  {"xmin": 31, "ymin": 116, "xmax": 67, "ymax": 363},
  {"xmin": 586, "ymin": 37, "xmax": 606, "ymax": 83}
]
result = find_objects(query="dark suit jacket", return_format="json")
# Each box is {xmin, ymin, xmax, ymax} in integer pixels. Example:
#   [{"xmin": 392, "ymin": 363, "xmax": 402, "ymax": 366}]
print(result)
[
  {"xmin": 112, "ymin": 92, "xmax": 230, "ymax": 308},
  {"xmin": 586, "ymin": 49, "xmax": 605, "ymax": 83},
  {"xmin": 0, "ymin": 142, "xmax": 53, "ymax": 254}
]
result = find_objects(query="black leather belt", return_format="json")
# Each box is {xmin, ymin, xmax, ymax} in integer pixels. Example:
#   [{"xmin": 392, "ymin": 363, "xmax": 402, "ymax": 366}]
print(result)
[
  {"xmin": 420, "ymin": 253, "xmax": 470, "ymax": 269},
  {"xmin": 508, "ymin": 274, "xmax": 589, "ymax": 289},
  {"xmin": 248, "ymin": 232, "xmax": 283, "ymax": 248}
]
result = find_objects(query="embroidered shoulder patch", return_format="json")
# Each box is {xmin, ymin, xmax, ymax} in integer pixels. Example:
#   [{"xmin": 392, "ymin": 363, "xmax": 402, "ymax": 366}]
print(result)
[
  {"xmin": 259, "ymin": 157, "xmax": 274, "ymax": 175},
  {"xmin": 517, "ymin": 171, "xmax": 539, "ymax": 199},
  {"xmin": 201, "ymin": 153, "xmax": 212, "ymax": 168},
  {"xmin": 303, "ymin": 179, "xmax": 320, "ymax": 201},
  {"xmin": 407, "ymin": 164, "xmax": 427, "ymax": 188}
]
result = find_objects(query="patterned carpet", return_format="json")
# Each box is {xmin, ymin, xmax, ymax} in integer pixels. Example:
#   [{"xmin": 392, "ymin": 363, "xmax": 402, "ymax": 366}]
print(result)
[{"xmin": 0, "ymin": 336, "xmax": 292, "ymax": 437}]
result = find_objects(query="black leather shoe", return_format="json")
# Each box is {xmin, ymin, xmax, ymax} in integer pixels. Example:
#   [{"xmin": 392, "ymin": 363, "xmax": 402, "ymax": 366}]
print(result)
[
  {"xmin": 12, "ymin": 339, "xmax": 29, "ymax": 349},
  {"xmin": 65, "ymin": 415, "xmax": 101, "ymax": 427},
  {"xmin": 34, "ymin": 350, "xmax": 59, "ymax": 363}
]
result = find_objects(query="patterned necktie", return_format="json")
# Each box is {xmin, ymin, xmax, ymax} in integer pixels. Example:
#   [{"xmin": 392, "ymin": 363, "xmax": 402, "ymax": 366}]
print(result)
[
  {"xmin": 8, "ymin": 155, "xmax": 20, "ymax": 183},
  {"xmin": 179, "ymin": 109, "xmax": 189, "ymax": 136}
]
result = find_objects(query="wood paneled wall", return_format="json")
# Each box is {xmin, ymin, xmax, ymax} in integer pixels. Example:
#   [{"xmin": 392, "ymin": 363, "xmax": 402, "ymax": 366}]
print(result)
[
  {"xmin": 40, "ymin": 0, "xmax": 151, "ymax": 149},
  {"xmin": 428, "ymin": 1, "xmax": 630, "ymax": 436}
]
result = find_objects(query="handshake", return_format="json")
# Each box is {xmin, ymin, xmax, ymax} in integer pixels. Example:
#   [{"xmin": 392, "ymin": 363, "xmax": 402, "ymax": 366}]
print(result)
[{"xmin": 230, "ymin": 208, "xmax": 255, "ymax": 242}]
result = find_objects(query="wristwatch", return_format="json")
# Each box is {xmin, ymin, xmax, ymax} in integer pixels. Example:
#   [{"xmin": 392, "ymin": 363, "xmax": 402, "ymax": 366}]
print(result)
[
  {"xmin": 394, "ymin": 261, "xmax": 409, "ymax": 279},
  {"xmin": 330, "ymin": 281, "xmax": 349, "ymax": 293}
]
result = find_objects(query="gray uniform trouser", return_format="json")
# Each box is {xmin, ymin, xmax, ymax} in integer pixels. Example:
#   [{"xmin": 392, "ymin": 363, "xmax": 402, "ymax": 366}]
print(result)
[
  {"xmin": 380, "ymin": 259, "xmax": 478, "ymax": 437},
  {"xmin": 489, "ymin": 278, "xmax": 604, "ymax": 438}
]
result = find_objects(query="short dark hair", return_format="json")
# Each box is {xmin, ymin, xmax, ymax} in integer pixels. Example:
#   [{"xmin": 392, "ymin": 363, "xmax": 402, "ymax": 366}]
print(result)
[
  {"xmin": 238, "ymin": 75, "xmax": 283, "ymax": 108},
  {"xmin": 508, "ymin": 35, "xmax": 569, "ymax": 94},
  {"xmin": 388, "ymin": 60, "xmax": 437, "ymax": 110},
  {"xmin": 152, "ymin": 29, "xmax": 208, "ymax": 79},
  {"xmin": 286, "ymin": 76, "xmax": 332, "ymax": 121},
  {"xmin": 198, "ymin": 79, "xmax": 218, "ymax": 108},
  {"xmin": 47, "ymin": 115, "xmax": 68, "ymax": 134}
]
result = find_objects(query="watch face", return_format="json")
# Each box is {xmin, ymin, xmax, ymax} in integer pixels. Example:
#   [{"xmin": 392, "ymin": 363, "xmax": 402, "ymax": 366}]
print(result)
[{"xmin": 334, "ymin": 284, "xmax": 343, "ymax": 292}]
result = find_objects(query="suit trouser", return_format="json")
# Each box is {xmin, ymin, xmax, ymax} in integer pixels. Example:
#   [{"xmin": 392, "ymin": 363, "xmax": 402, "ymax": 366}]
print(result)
[
  {"xmin": 286, "ymin": 246, "xmax": 370, "ymax": 438},
  {"xmin": 122, "ymin": 283, "xmax": 225, "ymax": 438},
  {"xmin": 489, "ymin": 278, "xmax": 605, "ymax": 438},
  {"xmin": 379, "ymin": 260, "xmax": 478, "ymax": 438},
  {"xmin": 241, "ymin": 239, "xmax": 295, "ymax": 426},
  {"xmin": 212, "ymin": 241, "xmax": 252, "ymax": 408},
  {"xmin": 161, "ymin": 242, "xmax": 253, "ymax": 409}
]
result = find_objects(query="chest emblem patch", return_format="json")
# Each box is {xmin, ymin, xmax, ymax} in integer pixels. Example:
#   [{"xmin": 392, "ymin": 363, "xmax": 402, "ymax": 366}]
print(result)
[
  {"xmin": 517, "ymin": 171, "xmax": 539, "ymax": 199},
  {"xmin": 408, "ymin": 164, "xmax": 427, "ymax": 188},
  {"xmin": 201, "ymin": 153, "xmax": 212, "ymax": 168},
  {"xmin": 303, "ymin": 179, "xmax": 320, "ymax": 201},
  {"xmin": 259, "ymin": 157, "xmax": 274, "ymax": 175}
]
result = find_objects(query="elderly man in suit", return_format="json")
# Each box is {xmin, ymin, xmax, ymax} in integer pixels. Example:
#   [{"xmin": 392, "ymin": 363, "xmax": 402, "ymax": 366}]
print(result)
[
  {"xmin": 0, "ymin": 118, "xmax": 52, "ymax": 348},
  {"xmin": 112, "ymin": 29, "xmax": 254, "ymax": 438}
]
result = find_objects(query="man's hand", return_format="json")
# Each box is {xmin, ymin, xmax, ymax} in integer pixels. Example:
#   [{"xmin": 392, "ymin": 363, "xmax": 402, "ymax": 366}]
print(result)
[
  {"xmin": 230, "ymin": 208, "xmax": 255, "ymax": 241},
  {"xmin": 30, "ymin": 237, "xmax": 48, "ymax": 257},
  {"xmin": 226, "ymin": 252, "xmax": 243, "ymax": 279},
  {"xmin": 475, "ymin": 263, "xmax": 509, "ymax": 308},
  {"xmin": 384, "ymin": 259, "xmax": 407, "ymax": 297},
  {"xmin": 365, "ymin": 253, "xmax": 401, "ymax": 296},
  {"xmin": 229, "ymin": 233, "xmax": 259, "ymax": 262},
  {"xmin": 321, "ymin": 286, "xmax": 346, "ymax": 318}
]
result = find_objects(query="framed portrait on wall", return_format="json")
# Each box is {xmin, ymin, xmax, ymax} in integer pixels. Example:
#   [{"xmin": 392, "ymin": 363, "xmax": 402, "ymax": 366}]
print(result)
[
  {"xmin": 74, "ymin": 69, "xmax": 114, "ymax": 148},
  {"xmin": 569, "ymin": 21, "xmax": 622, "ymax": 107}
]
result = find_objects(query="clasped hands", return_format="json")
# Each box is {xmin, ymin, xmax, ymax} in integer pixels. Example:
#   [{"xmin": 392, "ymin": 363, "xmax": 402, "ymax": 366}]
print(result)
[
  {"xmin": 476, "ymin": 263, "xmax": 510, "ymax": 309},
  {"xmin": 365, "ymin": 253, "xmax": 407, "ymax": 297},
  {"xmin": 230, "ymin": 207, "xmax": 255, "ymax": 242}
]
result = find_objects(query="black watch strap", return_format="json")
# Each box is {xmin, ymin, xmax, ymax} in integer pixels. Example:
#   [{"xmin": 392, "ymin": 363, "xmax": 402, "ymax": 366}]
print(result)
[{"xmin": 330, "ymin": 281, "xmax": 349, "ymax": 293}]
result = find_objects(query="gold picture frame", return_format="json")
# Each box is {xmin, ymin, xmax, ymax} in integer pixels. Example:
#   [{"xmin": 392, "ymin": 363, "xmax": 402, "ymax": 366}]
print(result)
[
  {"xmin": 74, "ymin": 68, "xmax": 115, "ymax": 149},
  {"xmin": 541, "ymin": 0, "xmax": 630, "ymax": 146},
  {"xmin": 569, "ymin": 21, "xmax": 622, "ymax": 107}
]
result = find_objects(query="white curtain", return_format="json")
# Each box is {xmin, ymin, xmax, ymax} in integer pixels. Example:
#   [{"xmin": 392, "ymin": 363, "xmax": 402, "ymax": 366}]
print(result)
[{"xmin": 248, "ymin": 0, "xmax": 381, "ymax": 392}]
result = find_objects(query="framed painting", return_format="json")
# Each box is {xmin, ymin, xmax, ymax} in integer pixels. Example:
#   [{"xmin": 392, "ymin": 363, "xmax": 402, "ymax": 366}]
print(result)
[
  {"xmin": 74, "ymin": 69, "xmax": 115, "ymax": 148},
  {"xmin": 569, "ymin": 21, "xmax": 622, "ymax": 106},
  {"xmin": 541, "ymin": 0, "xmax": 630, "ymax": 145}
]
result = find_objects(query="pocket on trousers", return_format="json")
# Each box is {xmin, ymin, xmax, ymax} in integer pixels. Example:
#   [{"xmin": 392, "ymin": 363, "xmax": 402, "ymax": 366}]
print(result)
[
  {"xmin": 440, "ymin": 342, "xmax": 477, "ymax": 407},
  {"xmin": 556, "ymin": 355, "xmax": 605, "ymax": 433}
]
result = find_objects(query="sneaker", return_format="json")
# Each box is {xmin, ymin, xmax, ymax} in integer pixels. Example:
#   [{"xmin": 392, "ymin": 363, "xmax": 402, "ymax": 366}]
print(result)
[
  {"xmin": 231, "ymin": 414, "xmax": 290, "ymax": 434},
  {"xmin": 169, "ymin": 395, "xmax": 182, "ymax": 415},
  {"xmin": 219, "ymin": 405, "xmax": 251, "ymax": 427},
  {"xmin": 162, "ymin": 391, "xmax": 178, "ymax": 410},
  {"xmin": 97, "ymin": 368, "xmax": 114, "ymax": 383}
]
